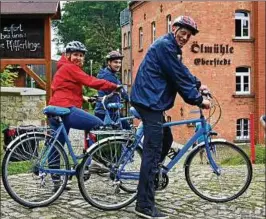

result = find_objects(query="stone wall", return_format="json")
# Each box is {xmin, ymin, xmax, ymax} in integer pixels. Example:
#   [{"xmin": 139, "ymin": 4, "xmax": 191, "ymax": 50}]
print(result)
[
  {"xmin": 0, "ymin": 87, "xmax": 86, "ymax": 156},
  {"xmin": 0, "ymin": 87, "xmax": 46, "ymax": 127}
]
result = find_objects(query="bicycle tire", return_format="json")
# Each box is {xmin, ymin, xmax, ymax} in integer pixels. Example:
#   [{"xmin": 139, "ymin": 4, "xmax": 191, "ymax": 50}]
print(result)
[
  {"xmin": 78, "ymin": 136, "xmax": 141, "ymax": 210},
  {"xmin": 2, "ymin": 133, "xmax": 69, "ymax": 208},
  {"xmin": 184, "ymin": 140, "xmax": 252, "ymax": 202}
]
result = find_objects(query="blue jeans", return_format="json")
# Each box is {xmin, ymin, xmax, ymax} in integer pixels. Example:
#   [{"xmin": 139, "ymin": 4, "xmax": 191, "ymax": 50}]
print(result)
[
  {"xmin": 94, "ymin": 112, "xmax": 131, "ymax": 130},
  {"xmin": 132, "ymin": 104, "xmax": 173, "ymax": 211},
  {"xmin": 48, "ymin": 107, "xmax": 103, "ymax": 169}
]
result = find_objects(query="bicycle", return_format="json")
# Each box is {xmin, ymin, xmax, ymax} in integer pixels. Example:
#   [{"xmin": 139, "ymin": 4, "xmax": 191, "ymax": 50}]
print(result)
[
  {"xmin": 77, "ymin": 92, "xmax": 253, "ymax": 210},
  {"xmin": 1, "ymin": 92, "xmax": 138, "ymax": 208}
]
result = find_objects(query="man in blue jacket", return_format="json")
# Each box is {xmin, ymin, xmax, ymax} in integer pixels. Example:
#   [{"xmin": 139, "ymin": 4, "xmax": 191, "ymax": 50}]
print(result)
[
  {"xmin": 95, "ymin": 51, "xmax": 130, "ymax": 129},
  {"xmin": 130, "ymin": 16, "xmax": 211, "ymax": 219}
]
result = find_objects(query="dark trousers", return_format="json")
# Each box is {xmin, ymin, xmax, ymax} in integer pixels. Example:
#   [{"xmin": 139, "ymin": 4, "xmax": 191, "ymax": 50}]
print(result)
[
  {"xmin": 48, "ymin": 107, "xmax": 103, "ymax": 169},
  {"xmin": 133, "ymin": 104, "xmax": 173, "ymax": 210}
]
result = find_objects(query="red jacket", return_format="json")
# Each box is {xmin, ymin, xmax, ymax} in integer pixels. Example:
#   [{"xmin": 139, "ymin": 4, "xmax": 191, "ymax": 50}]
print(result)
[{"xmin": 49, "ymin": 55, "xmax": 117, "ymax": 108}]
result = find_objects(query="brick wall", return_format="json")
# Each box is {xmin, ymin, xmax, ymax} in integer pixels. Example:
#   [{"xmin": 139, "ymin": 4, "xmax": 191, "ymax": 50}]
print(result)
[
  {"xmin": 128, "ymin": 1, "xmax": 265, "ymax": 144},
  {"xmin": 254, "ymin": 2, "xmax": 266, "ymax": 143}
]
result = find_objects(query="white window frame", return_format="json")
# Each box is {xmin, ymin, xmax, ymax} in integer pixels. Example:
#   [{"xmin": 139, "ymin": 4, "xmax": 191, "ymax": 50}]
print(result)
[
  {"xmin": 139, "ymin": 27, "xmax": 143, "ymax": 50},
  {"xmin": 236, "ymin": 118, "xmax": 250, "ymax": 140},
  {"xmin": 123, "ymin": 32, "xmax": 127, "ymax": 48},
  {"xmin": 235, "ymin": 11, "xmax": 250, "ymax": 39},
  {"xmin": 236, "ymin": 67, "xmax": 250, "ymax": 94},
  {"xmin": 151, "ymin": 22, "xmax": 156, "ymax": 43},
  {"xmin": 166, "ymin": 14, "xmax": 171, "ymax": 33}
]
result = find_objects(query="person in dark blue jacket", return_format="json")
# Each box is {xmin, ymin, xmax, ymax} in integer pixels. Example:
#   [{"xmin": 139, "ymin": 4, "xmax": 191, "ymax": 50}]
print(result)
[
  {"xmin": 130, "ymin": 16, "xmax": 211, "ymax": 219},
  {"xmin": 95, "ymin": 51, "xmax": 130, "ymax": 129}
]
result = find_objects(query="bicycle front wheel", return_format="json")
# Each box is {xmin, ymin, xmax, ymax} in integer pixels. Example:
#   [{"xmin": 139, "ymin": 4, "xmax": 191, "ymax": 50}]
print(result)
[
  {"xmin": 185, "ymin": 141, "xmax": 252, "ymax": 202},
  {"xmin": 78, "ymin": 137, "xmax": 141, "ymax": 210},
  {"xmin": 2, "ymin": 133, "xmax": 69, "ymax": 208}
]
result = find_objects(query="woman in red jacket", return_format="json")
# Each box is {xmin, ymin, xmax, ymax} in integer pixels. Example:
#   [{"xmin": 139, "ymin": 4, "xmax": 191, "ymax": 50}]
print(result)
[
  {"xmin": 48, "ymin": 41, "xmax": 119, "ymax": 191},
  {"xmin": 49, "ymin": 41, "xmax": 118, "ymax": 140}
]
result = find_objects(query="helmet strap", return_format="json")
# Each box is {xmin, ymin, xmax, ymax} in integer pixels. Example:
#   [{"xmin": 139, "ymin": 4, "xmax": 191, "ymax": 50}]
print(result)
[
  {"xmin": 174, "ymin": 26, "xmax": 182, "ymax": 38},
  {"xmin": 107, "ymin": 65, "xmax": 117, "ymax": 73}
]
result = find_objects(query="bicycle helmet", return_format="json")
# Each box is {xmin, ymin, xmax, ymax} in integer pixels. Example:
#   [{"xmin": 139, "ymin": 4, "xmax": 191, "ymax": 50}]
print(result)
[
  {"xmin": 172, "ymin": 16, "xmax": 199, "ymax": 35},
  {"xmin": 106, "ymin": 51, "xmax": 124, "ymax": 61},
  {"xmin": 65, "ymin": 41, "xmax": 87, "ymax": 53}
]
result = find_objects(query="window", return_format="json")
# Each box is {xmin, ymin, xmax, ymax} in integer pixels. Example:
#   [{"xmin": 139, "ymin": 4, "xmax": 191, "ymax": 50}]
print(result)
[
  {"xmin": 236, "ymin": 118, "xmax": 249, "ymax": 140},
  {"xmin": 236, "ymin": 67, "xmax": 250, "ymax": 94},
  {"xmin": 151, "ymin": 22, "xmax": 156, "ymax": 43},
  {"xmin": 166, "ymin": 14, "xmax": 171, "ymax": 33},
  {"xmin": 128, "ymin": 70, "xmax": 132, "ymax": 85},
  {"xmin": 139, "ymin": 27, "xmax": 143, "ymax": 50},
  {"xmin": 127, "ymin": 31, "xmax": 131, "ymax": 48},
  {"xmin": 235, "ymin": 11, "xmax": 250, "ymax": 38},
  {"xmin": 123, "ymin": 33, "xmax": 127, "ymax": 48}
]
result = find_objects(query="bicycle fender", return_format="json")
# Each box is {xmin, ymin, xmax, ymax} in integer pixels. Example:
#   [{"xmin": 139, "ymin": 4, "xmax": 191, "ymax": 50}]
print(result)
[{"xmin": 5, "ymin": 132, "xmax": 60, "ymax": 150}]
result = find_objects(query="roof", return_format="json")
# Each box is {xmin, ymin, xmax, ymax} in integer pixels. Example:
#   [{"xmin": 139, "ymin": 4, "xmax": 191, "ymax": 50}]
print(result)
[{"xmin": 0, "ymin": 1, "xmax": 61, "ymax": 19}]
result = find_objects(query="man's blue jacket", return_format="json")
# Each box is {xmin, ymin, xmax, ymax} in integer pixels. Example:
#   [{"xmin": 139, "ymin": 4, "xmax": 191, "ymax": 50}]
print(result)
[
  {"xmin": 130, "ymin": 33, "xmax": 203, "ymax": 111},
  {"xmin": 95, "ymin": 67, "xmax": 129, "ymax": 115}
]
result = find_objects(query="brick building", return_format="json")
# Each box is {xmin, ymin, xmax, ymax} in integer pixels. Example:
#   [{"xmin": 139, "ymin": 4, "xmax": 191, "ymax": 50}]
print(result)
[{"xmin": 120, "ymin": 1, "xmax": 265, "ymax": 144}]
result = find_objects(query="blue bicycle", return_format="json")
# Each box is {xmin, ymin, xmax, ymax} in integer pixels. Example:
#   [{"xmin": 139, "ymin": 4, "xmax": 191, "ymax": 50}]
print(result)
[
  {"xmin": 77, "ymin": 93, "xmax": 253, "ymax": 210},
  {"xmin": 1, "ymin": 92, "xmax": 135, "ymax": 208}
]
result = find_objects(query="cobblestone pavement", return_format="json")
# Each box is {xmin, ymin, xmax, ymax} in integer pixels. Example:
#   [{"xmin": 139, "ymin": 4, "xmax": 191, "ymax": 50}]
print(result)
[{"xmin": 1, "ymin": 164, "xmax": 265, "ymax": 219}]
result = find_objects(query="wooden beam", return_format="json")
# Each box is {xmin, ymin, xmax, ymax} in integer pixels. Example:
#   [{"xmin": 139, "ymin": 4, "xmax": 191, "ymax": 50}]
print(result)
[
  {"xmin": 0, "ymin": 64, "xmax": 8, "ymax": 72},
  {"xmin": 1, "ymin": 59, "xmax": 46, "ymax": 66},
  {"xmin": 44, "ymin": 16, "xmax": 52, "ymax": 104},
  {"xmin": 21, "ymin": 64, "xmax": 46, "ymax": 89}
]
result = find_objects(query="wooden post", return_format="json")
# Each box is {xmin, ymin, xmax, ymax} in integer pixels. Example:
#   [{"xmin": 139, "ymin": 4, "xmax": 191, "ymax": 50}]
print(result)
[{"xmin": 44, "ymin": 16, "xmax": 52, "ymax": 105}]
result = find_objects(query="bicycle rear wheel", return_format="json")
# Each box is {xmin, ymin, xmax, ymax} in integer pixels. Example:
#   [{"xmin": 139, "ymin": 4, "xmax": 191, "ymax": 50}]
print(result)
[
  {"xmin": 78, "ymin": 137, "xmax": 141, "ymax": 210},
  {"xmin": 185, "ymin": 141, "xmax": 252, "ymax": 202},
  {"xmin": 2, "ymin": 133, "xmax": 69, "ymax": 207}
]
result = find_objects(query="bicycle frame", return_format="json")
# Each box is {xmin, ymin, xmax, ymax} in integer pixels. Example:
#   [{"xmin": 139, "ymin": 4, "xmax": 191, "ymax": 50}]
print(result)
[
  {"xmin": 163, "ymin": 113, "xmax": 220, "ymax": 175},
  {"xmin": 118, "ymin": 108, "xmax": 221, "ymax": 181},
  {"xmin": 40, "ymin": 117, "xmax": 83, "ymax": 176},
  {"xmin": 40, "ymin": 100, "xmax": 134, "ymax": 177}
]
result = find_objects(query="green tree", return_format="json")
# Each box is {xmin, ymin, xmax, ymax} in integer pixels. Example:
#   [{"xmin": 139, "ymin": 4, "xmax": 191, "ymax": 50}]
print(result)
[
  {"xmin": 53, "ymin": 1, "xmax": 127, "ymax": 75},
  {"xmin": 0, "ymin": 65, "xmax": 18, "ymax": 87}
]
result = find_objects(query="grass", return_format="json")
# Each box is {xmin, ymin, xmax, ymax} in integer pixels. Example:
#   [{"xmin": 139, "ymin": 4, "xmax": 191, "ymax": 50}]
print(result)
[
  {"xmin": 2, "ymin": 160, "xmax": 33, "ymax": 175},
  {"xmin": 221, "ymin": 144, "xmax": 265, "ymax": 165}
]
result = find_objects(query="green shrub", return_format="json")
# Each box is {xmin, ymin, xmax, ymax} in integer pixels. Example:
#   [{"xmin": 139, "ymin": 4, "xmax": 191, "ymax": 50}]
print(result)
[{"xmin": 0, "ymin": 65, "xmax": 18, "ymax": 87}]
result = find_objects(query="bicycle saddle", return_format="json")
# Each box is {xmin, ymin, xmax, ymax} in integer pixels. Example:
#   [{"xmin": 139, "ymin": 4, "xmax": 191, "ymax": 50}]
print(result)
[{"xmin": 43, "ymin": 106, "xmax": 71, "ymax": 116}]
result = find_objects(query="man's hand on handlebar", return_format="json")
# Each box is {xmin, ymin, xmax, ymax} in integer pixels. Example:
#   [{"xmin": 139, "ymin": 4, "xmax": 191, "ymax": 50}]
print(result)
[
  {"xmin": 199, "ymin": 84, "xmax": 209, "ymax": 92},
  {"xmin": 201, "ymin": 99, "xmax": 211, "ymax": 109},
  {"xmin": 199, "ymin": 88, "xmax": 212, "ymax": 109}
]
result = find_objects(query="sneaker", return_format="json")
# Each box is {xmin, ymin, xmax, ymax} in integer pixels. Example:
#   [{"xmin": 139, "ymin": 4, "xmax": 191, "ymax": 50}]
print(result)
[
  {"xmin": 89, "ymin": 160, "xmax": 109, "ymax": 173},
  {"xmin": 65, "ymin": 180, "xmax": 72, "ymax": 191},
  {"xmin": 51, "ymin": 174, "xmax": 61, "ymax": 193},
  {"xmin": 135, "ymin": 206, "xmax": 169, "ymax": 219},
  {"xmin": 52, "ymin": 181, "xmax": 61, "ymax": 193}
]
